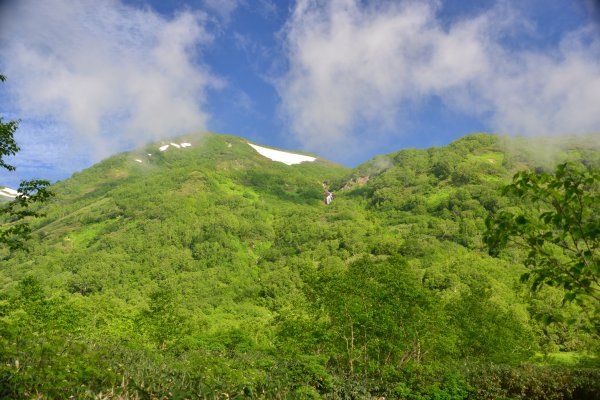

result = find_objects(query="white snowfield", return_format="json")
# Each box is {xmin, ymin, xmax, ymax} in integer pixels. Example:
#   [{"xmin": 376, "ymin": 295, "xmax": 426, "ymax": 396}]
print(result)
[
  {"xmin": 145, "ymin": 140, "xmax": 315, "ymax": 166},
  {"xmin": 158, "ymin": 142, "xmax": 192, "ymax": 152},
  {"xmin": 135, "ymin": 141, "xmax": 192, "ymax": 162},
  {"xmin": 248, "ymin": 143, "xmax": 316, "ymax": 165},
  {"xmin": 0, "ymin": 187, "xmax": 19, "ymax": 198}
]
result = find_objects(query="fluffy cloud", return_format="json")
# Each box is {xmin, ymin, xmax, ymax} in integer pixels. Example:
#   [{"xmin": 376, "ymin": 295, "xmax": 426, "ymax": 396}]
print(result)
[
  {"xmin": 481, "ymin": 29, "xmax": 600, "ymax": 136},
  {"xmin": 278, "ymin": 0, "xmax": 600, "ymax": 154},
  {"xmin": 0, "ymin": 0, "xmax": 219, "ymax": 161}
]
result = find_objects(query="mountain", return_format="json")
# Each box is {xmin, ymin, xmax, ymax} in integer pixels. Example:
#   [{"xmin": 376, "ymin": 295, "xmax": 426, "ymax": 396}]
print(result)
[{"xmin": 0, "ymin": 132, "xmax": 598, "ymax": 399}]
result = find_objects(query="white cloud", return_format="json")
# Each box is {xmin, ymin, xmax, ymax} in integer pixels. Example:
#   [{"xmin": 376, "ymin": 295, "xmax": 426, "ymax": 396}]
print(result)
[
  {"xmin": 203, "ymin": 0, "xmax": 242, "ymax": 22},
  {"xmin": 203, "ymin": 0, "xmax": 278, "ymax": 22},
  {"xmin": 277, "ymin": 0, "xmax": 600, "ymax": 155},
  {"xmin": 0, "ymin": 0, "xmax": 219, "ymax": 162},
  {"xmin": 480, "ymin": 28, "xmax": 600, "ymax": 136}
]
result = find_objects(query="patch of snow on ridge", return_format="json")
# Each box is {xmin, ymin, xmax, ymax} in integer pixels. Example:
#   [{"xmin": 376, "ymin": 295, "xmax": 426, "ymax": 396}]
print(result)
[
  {"xmin": 0, "ymin": 187, "xmax": 19, "ymax": 198},
  {"xmin": 158, "ymin": 142, "xmax": 191, "ymax": 151},
  {"xmin": 248, "ymin": 143, "xmax": 316, "ymax": 165},
  {"xmin": 135, "ymin": 159, "xmax": 143, "ymax": 163}
]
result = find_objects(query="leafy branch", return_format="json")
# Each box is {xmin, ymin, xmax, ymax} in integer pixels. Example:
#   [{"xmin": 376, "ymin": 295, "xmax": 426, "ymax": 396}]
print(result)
[
  {"xmin": 0, "ymin": 74, "xmax": 54, "ymax": 251},
  {"xmin": 485, "ymin": 162, "xmax": 600, "ymax": 304}
]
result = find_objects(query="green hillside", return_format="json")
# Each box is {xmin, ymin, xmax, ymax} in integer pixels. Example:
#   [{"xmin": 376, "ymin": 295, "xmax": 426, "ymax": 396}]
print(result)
[{"xmin": 0, "ymin": 132, "xmax": 599, "ymax": 399}]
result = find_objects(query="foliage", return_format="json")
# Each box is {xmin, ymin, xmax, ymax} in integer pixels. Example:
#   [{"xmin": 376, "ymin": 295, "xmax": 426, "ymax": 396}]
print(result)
[
  {"xmin": 466, "ymin": 363, "xmax": 600, "ymax": 400},
  {"xmin": 0, "ymin": 132, "xmax": 598, "ymax": 397},
  {"xmin": 0, "ymin": 74, "xmax": 20, "ymax": 172},
  {"xmin": 0, "ymin": 180, "xmax": 55, "ymax": 250},
  {"xmin": 0, "ymin": 74, "xmax": 53, "ymax": 251},
  {"xmin": 485, "ymin": 162, "xmax": 600, "ymax": 306}
]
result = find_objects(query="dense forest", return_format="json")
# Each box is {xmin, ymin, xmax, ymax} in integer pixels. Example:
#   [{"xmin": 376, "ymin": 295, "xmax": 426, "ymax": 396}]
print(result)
[{"xmin": 0, "ymin": 132, "xmax": 599, "ymax": 399}]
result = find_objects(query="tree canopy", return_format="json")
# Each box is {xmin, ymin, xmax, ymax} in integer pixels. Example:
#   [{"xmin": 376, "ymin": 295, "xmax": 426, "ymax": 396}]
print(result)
[{"xmin": 1, "ymin": 131, "xmax": 599, "ymax": 398}]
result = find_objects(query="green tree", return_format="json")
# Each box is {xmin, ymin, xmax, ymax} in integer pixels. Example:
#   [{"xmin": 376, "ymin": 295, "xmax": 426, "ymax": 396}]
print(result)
[
  {"xmin": 485, "ymin": 162, "xmax": 600, "ymax": 305},
  {"xmin": 0, "ymin": 74, "xmax": 53, "ymax": 250},
  {"xmin": 0, "ymin": 74, "xmax": 20, "ymax": 171},
  {"xmin": 139, "ymin": 287, "xmax": 187, "ymax": 349}
]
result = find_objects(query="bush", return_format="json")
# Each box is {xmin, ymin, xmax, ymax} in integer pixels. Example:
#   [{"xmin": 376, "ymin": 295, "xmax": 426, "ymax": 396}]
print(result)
[{"xmin": 466, "ymin": 364, "xmax": 600, "ymax": 400}]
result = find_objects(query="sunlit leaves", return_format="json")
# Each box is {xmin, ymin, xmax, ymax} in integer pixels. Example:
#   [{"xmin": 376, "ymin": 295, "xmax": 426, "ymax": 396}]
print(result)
[{"xmin": 485, "ymin": 162, "xmax": 600, "ymax": 305}]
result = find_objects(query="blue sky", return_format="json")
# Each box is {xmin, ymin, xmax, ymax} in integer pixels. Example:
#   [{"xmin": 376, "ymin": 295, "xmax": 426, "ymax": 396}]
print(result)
[{"xmin": 1, "ymin": 0, "xmax": 599, "ymax": 187}]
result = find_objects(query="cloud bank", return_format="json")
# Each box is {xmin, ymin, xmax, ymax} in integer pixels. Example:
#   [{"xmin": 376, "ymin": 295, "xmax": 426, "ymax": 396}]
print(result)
[
  {"xmin": 0, "ymin": 0, "xmax": 218, "ymax": 160},
  {"xmin": 278, "ymin": 0, "xmax": 600, "ymax": 154}
]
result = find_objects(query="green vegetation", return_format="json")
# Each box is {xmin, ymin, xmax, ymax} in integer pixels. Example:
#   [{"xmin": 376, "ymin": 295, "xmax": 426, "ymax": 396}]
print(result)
[
  {"xmin": 1, "ymin": 132, "xmax": 599, "ymax": 398},
  {"xmin": 485, "ymin": 162, "xmax": 600, "ymax": 307},
  {"xmin": 0, "ymin": 74, "xmax": 53, "ymax": 251}
]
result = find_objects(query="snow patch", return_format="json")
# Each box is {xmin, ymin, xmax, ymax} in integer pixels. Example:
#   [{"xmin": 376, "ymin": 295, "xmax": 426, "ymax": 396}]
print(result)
[
  {"xmin": 248, "ymin": 143, "xmax": 316, "ymax": 165},
  {"xmin": 0, "ymin": 187, "xmax": 19, "ymax": 199},
  {"xmin": 135, "ymin": 159, "xmax": 143, "ymax": 163},
  {"xmin": 158, "ymin": 142, "xmax": 191, "ymax": 152}
]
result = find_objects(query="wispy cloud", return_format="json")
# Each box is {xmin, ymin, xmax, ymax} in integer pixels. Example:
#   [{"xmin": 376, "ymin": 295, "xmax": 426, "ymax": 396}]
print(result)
[
  {"xmin": 203, "ymin": 0, "xmax": 242, "ymax": 23},
  {"xmin": 277, "ymin": 0, "xmax": 600, "ymax": 157},
  {"xmin": 202, "ymin": 0, "xmax": 277, "ymax": 24},
  {"xmin": 0, "ymin": 0, "xmax": 219, "ymax": 169}
]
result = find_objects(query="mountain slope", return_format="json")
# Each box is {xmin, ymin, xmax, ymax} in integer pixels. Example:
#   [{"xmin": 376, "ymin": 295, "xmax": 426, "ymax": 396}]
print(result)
[
  {"xmin": 4, "ymin": 132, "xmax": 349, "ymax": 335},
  {"xmin": 0, "ymin": 132, "xmax": 598, "ymax": 399}
]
